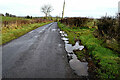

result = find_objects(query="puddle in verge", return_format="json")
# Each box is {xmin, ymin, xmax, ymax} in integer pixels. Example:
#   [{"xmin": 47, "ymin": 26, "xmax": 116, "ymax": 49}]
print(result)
[
  {"xmin": 60, "ymin": 30, "xmax": 88, "ymax": 77},
  {"xmin": 60, "ymin": 31, "xmax": 68, "ymax": 37}
]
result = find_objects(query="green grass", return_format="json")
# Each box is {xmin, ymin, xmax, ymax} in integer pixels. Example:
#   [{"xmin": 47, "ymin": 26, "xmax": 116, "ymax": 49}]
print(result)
[
  {"xmin": 1, "ymin": 22, "xmax": 51, "ymax": 45},
  {"xmin": 74, "ymin": 49, "xmax": 86, "ymax": 62},
  {"xmin": 58, "ymin": 22, "xmax": 120, "ymax": 79},
  {"xmin": 80, "ymin": 34, "xmax": 120, "ymax": 79}
]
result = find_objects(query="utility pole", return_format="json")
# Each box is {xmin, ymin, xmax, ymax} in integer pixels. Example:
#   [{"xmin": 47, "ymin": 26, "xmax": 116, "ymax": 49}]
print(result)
[
  {"xmin": 105, "ymin": 12, "xmax": 107, "ymax": 17},
  {"xmin": 62, "ymin": 0, "xmax": 65, "ymax": 19},
  {"xmin": 118, "ymin": 1, "xmax": 120, "ymax": 28}
]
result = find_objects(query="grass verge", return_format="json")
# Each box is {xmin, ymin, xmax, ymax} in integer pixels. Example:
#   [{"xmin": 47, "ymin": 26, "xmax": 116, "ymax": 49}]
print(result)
[
  {"xmin": 1, "ymin": 22, "xmax": 52, "ymax": 45},
  {"xmin": 58, "ymin": 22, "xmax": 120, "ymax": 79}
]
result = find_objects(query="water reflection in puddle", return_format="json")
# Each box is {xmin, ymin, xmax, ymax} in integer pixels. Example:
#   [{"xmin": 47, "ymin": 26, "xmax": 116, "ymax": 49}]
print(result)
[
  {"xmin": 64, "ymin": 41, "xmax": 69, "ymax": 44},
  {"xmin": 60, "ymin": 31, "xmax": 67, "ymax": 37},
  {"xmin": 69, "ymin": 54, "xmax": 88, "ymax": 76},
  {"xmin": 61, "ymin": 37, "xmax": 69, "ymax": 41},
  {"xmin": 60, "ymin": 30, "xmax": 88, "ymax": 77},
  {"xmin": 73, "ymin": 41, "xmax": 84, "ymax": 50},
  {"xmin": 65, "ymin": 44, "xmax": 73, "ymax": 53},
  {"xmin": 60, "ymin": 31, "xmax": 64, "ymax": 34}
]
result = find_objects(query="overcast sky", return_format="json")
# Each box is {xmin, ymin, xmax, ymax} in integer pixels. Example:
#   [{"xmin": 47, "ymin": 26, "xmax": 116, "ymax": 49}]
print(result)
[{"xmin": 0, "ymin": 0, "xmax": 119, "ymax": 18}]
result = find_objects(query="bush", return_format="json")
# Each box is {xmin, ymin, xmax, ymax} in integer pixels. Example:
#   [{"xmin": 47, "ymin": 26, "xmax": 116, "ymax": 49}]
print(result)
[
  {"xmin": 59, "ymin": 17, "xmax": 93, "ymax": 28},
  {"xmin": 97, "ymin": 16, "xmax": 119, "ymax": 40}
]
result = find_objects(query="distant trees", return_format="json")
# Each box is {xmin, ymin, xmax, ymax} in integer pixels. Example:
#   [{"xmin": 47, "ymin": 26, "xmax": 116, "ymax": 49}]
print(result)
[
  {"xmin": 25, "ymin": 15, "xmax": 32, "ymax": 19},
  {"xmin": 9, "ymin": 14, "xmax": 16, "ymax": 17},
  {"xmin": 55, "ymin": 16, "xmax": 60, "ymax": 22},
  {"xmin": 41, "ymin": 4, "xmax": 53, "ymax": 19},
  {"xmin": 5, "ymin": 13, "xmax": 16, "ymax": 17},
  {"xmin": 5, "ymin": 13, "xmax": 9, "ymax": 17},
  {"xmin": 0, "ymin": 14, "xmax": 4, "ymax": 16}
]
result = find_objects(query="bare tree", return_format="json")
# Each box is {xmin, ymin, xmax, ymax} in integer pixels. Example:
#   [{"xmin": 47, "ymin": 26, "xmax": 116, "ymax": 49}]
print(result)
[{"xmin": 41, "ymin": 4, "xmax": 53, "ymax": 18}]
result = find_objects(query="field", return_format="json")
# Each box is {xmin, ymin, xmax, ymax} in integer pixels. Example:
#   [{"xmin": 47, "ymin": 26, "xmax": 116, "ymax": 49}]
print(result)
[{"xmin": 0, "ymin": 16, "xmax": 53, "ymax": 45}]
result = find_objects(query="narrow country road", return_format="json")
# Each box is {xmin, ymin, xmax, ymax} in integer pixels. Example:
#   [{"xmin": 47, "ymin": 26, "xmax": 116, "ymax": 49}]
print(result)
[{"xmin": 2, "ymin": 22, "xmax": 79, "ymax": 78}]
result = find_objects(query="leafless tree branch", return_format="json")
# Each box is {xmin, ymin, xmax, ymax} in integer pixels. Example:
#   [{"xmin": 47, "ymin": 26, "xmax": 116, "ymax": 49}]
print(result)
[{"xmin": 41, "ymin": 4, "xmax": 53, "ymax": 18}]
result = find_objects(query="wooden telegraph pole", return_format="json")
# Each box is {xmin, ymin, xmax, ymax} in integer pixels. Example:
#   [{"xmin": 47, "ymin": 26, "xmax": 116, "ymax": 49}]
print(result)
[
  {"xmin": 62, "ymin": 0, "xmax": 65, "ymax": 19},
  {"xmin": 118, "ymin": 2, "xmax": 120, "ymax": 29}
]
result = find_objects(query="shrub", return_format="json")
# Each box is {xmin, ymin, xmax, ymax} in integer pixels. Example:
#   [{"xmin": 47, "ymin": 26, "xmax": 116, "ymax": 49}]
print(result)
[{"xmin": 97, "ymin": 16, "xmax": 119, "ymax": 40}]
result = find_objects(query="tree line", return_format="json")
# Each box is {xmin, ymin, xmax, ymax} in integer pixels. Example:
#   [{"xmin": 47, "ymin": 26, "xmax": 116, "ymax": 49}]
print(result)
[{"xmin": 0, "ymin": 13, "xmax": 33, "ymax": 19}]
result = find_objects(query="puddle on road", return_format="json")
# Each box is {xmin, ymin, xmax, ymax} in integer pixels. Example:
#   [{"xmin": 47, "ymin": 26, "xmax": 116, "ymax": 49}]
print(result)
[
  {"xmin": 51, "ymin": 29, "xmax": 61, "ymax": 32},
  {"xmin": 34, "ymin": 36, "xmax": 38, "ymax": 38},
  {"xmin": 60, "ymin": 30, "xmax": 88, "ymax": 77},
  {"xmin": 65, "ymin": 44, "xmax": 73, "ymax": 53},
  {"xmin": 52, "ymin": 29, "xmax": 57, "ymax": 32},
  {"xmin": 69, "ymin": 54, "xmax": 88, "ymax": 76},
  {"xmin": 39, "ymin": 31, "xmax": 42, "ymax": 33},
  {"xmin": 42, "ymin": 27, "xmax": 46, "ymax": 31},
  {"xmin": 58, "ymin": 44, "xmax": 62, "ymax": 47}
]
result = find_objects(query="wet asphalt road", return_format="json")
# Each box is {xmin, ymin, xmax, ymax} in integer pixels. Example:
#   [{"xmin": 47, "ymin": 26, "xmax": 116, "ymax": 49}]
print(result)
[{"xmin": 2, "ymin": 22, "xmax": 78, "ymax": 78}]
